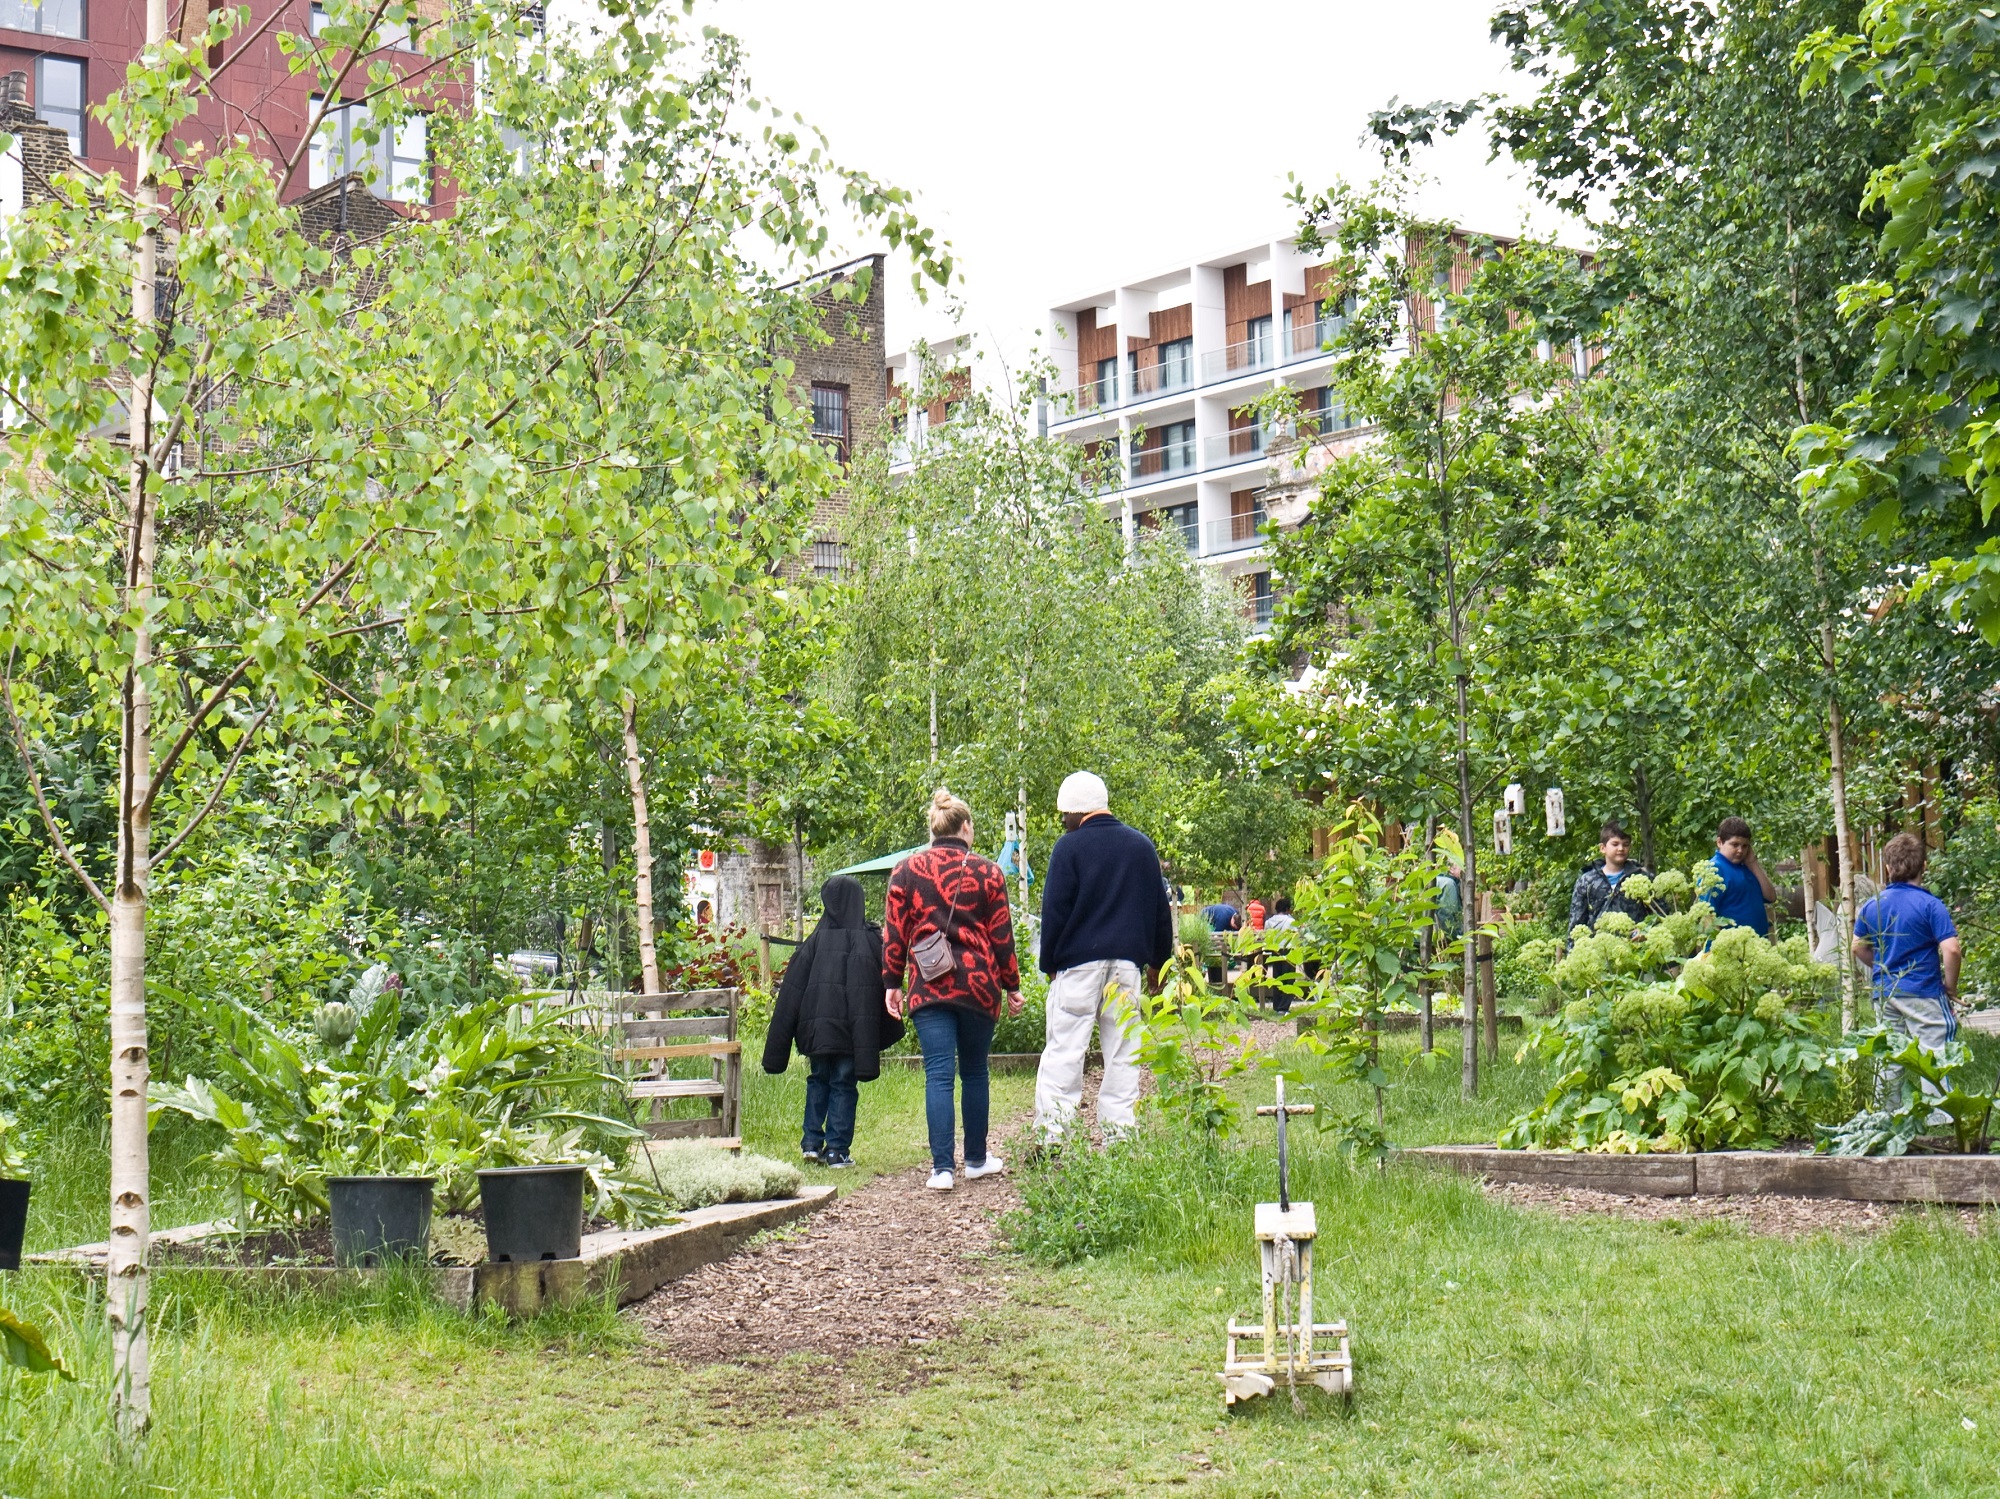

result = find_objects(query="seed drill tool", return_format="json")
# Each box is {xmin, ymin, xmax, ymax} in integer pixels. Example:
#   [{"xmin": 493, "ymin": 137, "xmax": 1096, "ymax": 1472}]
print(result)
[{"xmin": 1218, "ymin": 1076, "xmax": 1353, "ymax": 1409}]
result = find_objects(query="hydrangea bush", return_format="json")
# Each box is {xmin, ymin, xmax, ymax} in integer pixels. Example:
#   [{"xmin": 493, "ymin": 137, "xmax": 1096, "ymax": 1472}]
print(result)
[{"xmin": 1502, "ymin": 864, "xmax": 1844, "ymax": 1152}]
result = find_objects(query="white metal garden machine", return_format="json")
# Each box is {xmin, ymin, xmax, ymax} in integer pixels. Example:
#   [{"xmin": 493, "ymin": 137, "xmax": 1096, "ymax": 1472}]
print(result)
[{"xmin": 1218, "ymin": 1077, "xmax": 1353, "ymax": 1409}]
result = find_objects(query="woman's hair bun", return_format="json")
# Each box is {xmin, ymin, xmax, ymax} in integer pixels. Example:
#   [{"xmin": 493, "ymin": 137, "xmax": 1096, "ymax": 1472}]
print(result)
[{"xmin": 928, "ymin": 787, "xmax": 973, "ymax": 838}]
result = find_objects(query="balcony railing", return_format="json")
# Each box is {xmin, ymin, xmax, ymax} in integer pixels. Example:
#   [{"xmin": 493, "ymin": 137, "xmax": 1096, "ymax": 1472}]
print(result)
[
  {"xmin": 1204, "ymin": 510, "xmax": 1269, "ymax": 556},
  {"xmin": 1051, "ymin": 318, "xmax": 1347, "ymax": 426},
  {"xmin": 1202, "ymin": 426, "xmax": 1275, "ymax": 468},
  {"xmin": 1129, "ymin": 438, "xmax": 1198, "ymax": 482}
]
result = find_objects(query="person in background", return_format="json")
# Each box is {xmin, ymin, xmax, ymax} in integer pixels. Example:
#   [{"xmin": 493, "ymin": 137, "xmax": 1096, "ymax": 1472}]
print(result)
[
  {"xmin": 1245, "ymin": 897, "xmax": 1267, "ymax": 932},
  {"xmin": 1258, "ymin": 896, "xmax": 1300, "ymax": 1015},
  {"xmin": 883, "ymin": 790, "xmax": 1022, "ymax": 1191},
  {"xmin": 1707, "ymin": 816, "xmax": 1776, "ymax": 936},
  {"xmin": 761, "ymin": 875, "xmax": 903, "ymax": 1169},
  {"xmin": 1202, "ymin": 899, "xmax": 1242, "ymax": 934},
  {"xmin": 1264, "ymin": 897, "xmax": 1296, "ymax": 932},
  {"xmin": 1034, "ymin": 771, "xmax": 1175, "ymax": 1141},
  {"xmin": 1567, "ymin": 821, "xmax": 1652, "ymax": 934},
  {"xmin": 1853, "ymin": 832, "xmax": 1963, "ymax": 1112}
]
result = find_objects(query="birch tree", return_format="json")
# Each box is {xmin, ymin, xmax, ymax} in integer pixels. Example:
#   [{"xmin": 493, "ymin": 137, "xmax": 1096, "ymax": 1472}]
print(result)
[{"xmin": 0, "ymin": 0, "xmax": 939, "ymax": 1437}]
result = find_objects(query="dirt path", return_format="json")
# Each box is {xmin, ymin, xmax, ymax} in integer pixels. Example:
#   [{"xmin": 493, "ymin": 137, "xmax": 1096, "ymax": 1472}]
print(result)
[{"xmin": 634, "ymin": 1159, "xmax": 1022, "ymax": 1364}]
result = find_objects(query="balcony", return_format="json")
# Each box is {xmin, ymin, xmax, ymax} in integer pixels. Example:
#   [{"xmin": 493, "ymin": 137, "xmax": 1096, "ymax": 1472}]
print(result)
[
  {"xmin": 1285, "ymin": 316, "xmax": 1344, "ymax": 362},
  {"xmin": 1051, "ymin": 317, "xmax": 1347, "ymax": 428},
  {"xmin": 1204, "ymin": 510, "xmax": 1269, "ymax": 556},
  {"xmin": 1129, "ymin": 353, "xmax": 1196, "ymax": 401},
  {"xmin": 1202, "ymin": 425, "xmax": 1274, "ymax": 470},
  {"xmin": 1129, "ymin": 438, "xmax": 1198, "ymax": 483},
  {"xmin": 1201, "ymin": 334, "xmax": 1276, "ymax": 383}
]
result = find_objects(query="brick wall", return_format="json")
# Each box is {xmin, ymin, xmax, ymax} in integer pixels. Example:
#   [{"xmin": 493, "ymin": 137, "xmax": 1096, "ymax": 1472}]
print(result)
[{"xmin": 788, "ymin": 251, "xmax": 886, "ymax": 549}]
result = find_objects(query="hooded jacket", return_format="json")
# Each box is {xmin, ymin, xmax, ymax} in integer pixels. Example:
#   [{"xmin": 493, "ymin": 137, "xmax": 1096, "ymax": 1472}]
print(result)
[{"xmin": 762, "ymin": 876, "xmax": 904, "ymax": 1081}]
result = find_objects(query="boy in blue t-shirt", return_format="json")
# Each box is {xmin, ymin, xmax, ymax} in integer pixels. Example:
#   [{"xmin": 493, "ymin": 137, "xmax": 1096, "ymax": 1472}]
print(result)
[
  {"xmin": 1707, "ymin": 816, "xmax": 1776, "ymax": 936},
  {"xmin": 1852, "ymin": 832, "xmax": 1963, "ymax": 1110}
]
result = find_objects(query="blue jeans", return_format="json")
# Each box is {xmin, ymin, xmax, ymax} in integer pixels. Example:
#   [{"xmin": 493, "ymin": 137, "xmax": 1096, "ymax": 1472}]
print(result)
[
  {"xmin": 911, "ymin": 1004, "xmax": 995, "ymax": 1173},
  {"xmin": 802, "ymin": 1054, "xmax": 859, "ymax": 1155}
]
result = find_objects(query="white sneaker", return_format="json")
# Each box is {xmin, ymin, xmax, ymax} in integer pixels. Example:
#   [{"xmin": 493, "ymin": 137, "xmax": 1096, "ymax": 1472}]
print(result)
[
  {"xmin": 926, "ymin": 1170, "xmax": 954, "ymax": 1191},
  {"xmin": 962, "ymin": 1155, "xmax": 1005, "ymax": 1180}
]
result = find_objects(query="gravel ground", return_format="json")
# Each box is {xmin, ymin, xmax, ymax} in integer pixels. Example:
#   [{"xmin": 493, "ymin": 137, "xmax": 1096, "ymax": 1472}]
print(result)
[{"xmin": 1486, "ymin": 1180, "xmax": 1993, "ymax": 1237}]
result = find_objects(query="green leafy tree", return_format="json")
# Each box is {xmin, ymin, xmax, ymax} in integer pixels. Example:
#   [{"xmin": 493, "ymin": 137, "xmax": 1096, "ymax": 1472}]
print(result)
[
  {"xmin": 1267, "ymin": 180, "xmax": 1591, "ymax": 1096},
  {"xmin": 0, "ymin": 0, "xmax": 940, "ymax": 1433}
]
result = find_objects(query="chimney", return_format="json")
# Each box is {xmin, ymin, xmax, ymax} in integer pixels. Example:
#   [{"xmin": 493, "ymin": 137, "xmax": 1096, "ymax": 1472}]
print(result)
[{"xmin": 1, "ymin": 72, "xmax": 27, "ymax": 110}]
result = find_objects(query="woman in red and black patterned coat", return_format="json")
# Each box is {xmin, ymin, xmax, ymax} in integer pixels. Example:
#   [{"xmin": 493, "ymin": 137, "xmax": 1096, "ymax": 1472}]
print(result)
[{"xmin": 883, "ymin": 789, "xmax": 1022, "ymax": 1190}]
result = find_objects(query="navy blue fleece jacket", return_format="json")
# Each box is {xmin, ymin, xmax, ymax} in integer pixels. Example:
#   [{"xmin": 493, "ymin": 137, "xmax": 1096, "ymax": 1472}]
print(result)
[{"xmin": 1037, "ymin": 815, "xmax": 1175, "ymax": 977}]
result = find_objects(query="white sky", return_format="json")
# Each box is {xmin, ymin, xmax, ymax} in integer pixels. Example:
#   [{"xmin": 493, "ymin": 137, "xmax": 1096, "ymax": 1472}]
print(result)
[{"xmin": 705, "ymin": 0, "xmax": 1577, "ymax": 377}]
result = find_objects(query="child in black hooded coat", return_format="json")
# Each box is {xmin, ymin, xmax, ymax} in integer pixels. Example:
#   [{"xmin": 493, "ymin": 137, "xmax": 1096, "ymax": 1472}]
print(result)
[{"xmin": 762, "ymin": 875, "xmax": 903, "ymax": 1167}]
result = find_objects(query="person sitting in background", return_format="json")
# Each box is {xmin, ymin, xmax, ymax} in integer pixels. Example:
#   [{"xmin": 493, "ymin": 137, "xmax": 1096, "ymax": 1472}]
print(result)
[
  {"xmin": 761, "ymin": 875, "xmax": 904, "ymax": 1169},
  {"xmin": 1707, "ymin": 816, "xmax": 1776, "ymax": 936},
  {"xmin": 1264, "ymin": 897, "xmax": 1296, "ymax": 932},
  {"xmin": 1245, "ymin": 897, "xmax": 1267, "ymax": 932},
  {"xmin": 1567, "ymin": 821, "xmax": 1652, "ymax": 934},
  {"xmin": 1202, "ymin": 899, "xmax": 1242, "ymax": 934},
  {"xmin": 1853, "ymin": 832, "xmax": 1962, "ymax": 1113}
]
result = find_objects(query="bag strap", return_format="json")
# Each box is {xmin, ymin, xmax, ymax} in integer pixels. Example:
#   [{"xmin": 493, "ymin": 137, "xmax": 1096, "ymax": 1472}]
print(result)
[{"xmin": 935, "ymin": 848, "xmax": 970, "ymax": 946}]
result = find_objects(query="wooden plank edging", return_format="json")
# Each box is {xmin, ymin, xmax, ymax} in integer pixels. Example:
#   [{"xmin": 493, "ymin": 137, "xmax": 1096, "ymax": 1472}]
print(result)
[{"xmin": 1402, "ymin": 1145, "xmax": 2000, "ymax": 1203}]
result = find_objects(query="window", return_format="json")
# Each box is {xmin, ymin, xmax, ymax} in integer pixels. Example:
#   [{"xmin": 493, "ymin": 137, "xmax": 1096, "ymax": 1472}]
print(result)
[
  {"xmin": 810, "ymin": 540, "xmax": 848, "ymax": 578},
  {"xmin": 811, "ymin": 383, "xmax": 849, "ymax": 460},
  {"xmin": 1094, "ymin": 355, "xmax": 1118, "ymax": 408},
  {"xmin": 309, "ymin": 97, "xmax": 429, "ymax": 202},
  {"xmin": 1160, "ymin": 501, "xmax": 1198, "ymax": 551},
  {"xmin": 1245, "ymin": 572, "xmax": 1274, "ymax": 628},
  {"xmin": 309, "ymin": 2, "xmax": 412, "ymax": 47},
  {"xmin": 1156, "ymin": 337, "xmax": 1192, "ymax": 391},
  {"xmin": 1, "ymin": 0, "xmax": 85, "ymax": 38},
  {"xmin": 1161, "ymin": 419, "xmax": 1194, "ymax": 473},
  {"xmin": 1245, "ymin": 315, "xmax": 1273, "ymax": 369},
  {"xmin": 34, "ymin": 57, "xmax": 84, "ymax": 156}
]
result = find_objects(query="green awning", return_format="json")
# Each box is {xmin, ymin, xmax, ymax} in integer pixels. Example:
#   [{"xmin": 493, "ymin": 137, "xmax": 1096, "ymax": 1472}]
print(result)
[{"xmin": 828, "ymin": 844, "xmax": 928, "ymax": 877}]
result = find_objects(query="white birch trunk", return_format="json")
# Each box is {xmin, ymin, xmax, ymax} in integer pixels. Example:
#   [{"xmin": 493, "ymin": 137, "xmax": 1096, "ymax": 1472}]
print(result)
[
  {"xmin": 607, "ymin": 553, "xmax": 660, "ymax": 995},
  {"xmin": 111, "ymin": 0, "xmax": 165, "ymax": 1414}
]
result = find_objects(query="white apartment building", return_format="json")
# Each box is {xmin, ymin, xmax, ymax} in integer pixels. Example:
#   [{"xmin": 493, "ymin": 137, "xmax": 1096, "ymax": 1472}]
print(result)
[{"xmin": 1045, "ymin": 235, "xmax": 1368, "ymax": 630}]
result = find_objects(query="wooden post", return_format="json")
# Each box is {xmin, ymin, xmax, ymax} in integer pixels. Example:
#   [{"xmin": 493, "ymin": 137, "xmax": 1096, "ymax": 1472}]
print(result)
[
  {"xmin": 757, "ymin": 932, "xmax": 772, "ymax": 992},
  {"xmin": 1477, "ymin": 892, "xmax": 1497, "ymax": 1066}
]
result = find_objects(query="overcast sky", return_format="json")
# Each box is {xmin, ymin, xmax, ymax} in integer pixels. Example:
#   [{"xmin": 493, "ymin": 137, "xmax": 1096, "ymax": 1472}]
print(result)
[{"xmin": 705, "ymin": 0, "xmax": 1576, "ymax": 377}]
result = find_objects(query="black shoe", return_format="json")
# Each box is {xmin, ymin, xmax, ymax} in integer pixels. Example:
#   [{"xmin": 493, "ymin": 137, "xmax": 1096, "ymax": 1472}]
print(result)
[
  {"xmin": 823, "ymin": 1150, "xmax": 855, "ymax": 1169},
  {"xmin": 802, "ymin": 1147, "xmax": 824, "ymax": 1165}
]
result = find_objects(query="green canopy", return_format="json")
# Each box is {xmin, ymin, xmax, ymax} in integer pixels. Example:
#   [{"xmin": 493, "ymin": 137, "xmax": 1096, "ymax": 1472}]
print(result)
[{"xmin": 828, "ymin": 844, "xmax": 928, "ymax": 877}]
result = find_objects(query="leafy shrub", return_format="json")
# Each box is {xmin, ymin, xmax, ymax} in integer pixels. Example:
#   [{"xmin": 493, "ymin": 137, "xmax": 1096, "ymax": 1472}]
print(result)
[
  {"xmin": 1503, "ymin": 925, "xmax": 1842, "ymax": 1151},
  {"xmin": 150, "ymin": 987, "xmax": 673, "ymax": 1227},
  {"xmin": 660, "ymin": 922, "xmax": 753, "ymax": 991},
  {"xmin": 1008, "ymin": 1122, "xmax": 1267, "ymax": 1264}
]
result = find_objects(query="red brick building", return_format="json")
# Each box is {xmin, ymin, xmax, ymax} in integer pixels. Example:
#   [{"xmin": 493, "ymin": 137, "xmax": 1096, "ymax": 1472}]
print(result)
[{"xmin": 1, "ymin": 0, "xmax": 464, "ymax": 210}]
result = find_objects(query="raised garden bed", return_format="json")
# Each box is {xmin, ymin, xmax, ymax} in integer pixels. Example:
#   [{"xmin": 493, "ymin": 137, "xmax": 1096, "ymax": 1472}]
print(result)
[
  {"xmin": 30, "ymin": 1186, "xmax": 836, "ymax": 1314},
  {"xmin": 1403, "ymin": 1145, "xmax": 2000, "ymax": 1203}
]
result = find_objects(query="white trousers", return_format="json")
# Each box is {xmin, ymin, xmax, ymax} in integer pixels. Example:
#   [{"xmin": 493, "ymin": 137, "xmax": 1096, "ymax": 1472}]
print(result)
[{"xmin": 1035, "ymin": 959, "xmax": 1145, "ymax": 1139}]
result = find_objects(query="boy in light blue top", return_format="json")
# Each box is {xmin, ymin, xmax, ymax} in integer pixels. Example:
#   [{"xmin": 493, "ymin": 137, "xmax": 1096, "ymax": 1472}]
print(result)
[
  {"xmin": 1853, "ymin": 832, "xmax": 1962, "ymax": 1110},
  {"xmin": 1707, "ymin": 816, "xmax": 1775, "ymax": 936}
]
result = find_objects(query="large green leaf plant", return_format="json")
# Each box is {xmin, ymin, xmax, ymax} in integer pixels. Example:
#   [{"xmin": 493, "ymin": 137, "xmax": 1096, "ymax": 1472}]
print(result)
[
  {"xmin": 150, "ymin": 982, "xmax": 666, "ymax": 1228},
  {"xmin": 1504, "ymin": 869, "xmax": 1841, "ymax": 1151}
]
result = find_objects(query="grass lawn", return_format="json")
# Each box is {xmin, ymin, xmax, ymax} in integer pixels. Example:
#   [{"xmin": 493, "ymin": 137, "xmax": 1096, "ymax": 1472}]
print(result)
[{"xmin": 3, "ymin": 1034, "xmax": 1997, "ymax": 1496}]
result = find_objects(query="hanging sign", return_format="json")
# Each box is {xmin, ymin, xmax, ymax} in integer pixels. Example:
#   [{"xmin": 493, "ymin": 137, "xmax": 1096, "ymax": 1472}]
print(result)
[{"xmin": 1544, "ymin": 787, "xmax": 1567, "ymax": 838}]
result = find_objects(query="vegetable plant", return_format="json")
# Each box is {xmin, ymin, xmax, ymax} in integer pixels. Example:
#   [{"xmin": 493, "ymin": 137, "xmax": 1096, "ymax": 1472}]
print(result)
[{"xmin": 1818, "ymin": 1031, "xmax": 1998, "ymax": 1157}]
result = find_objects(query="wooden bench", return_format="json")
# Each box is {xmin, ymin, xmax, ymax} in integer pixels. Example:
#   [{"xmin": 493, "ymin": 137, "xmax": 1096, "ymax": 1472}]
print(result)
[{"xmin": 609, "ymin": 989, "xmax": 742, "ymax": 1150}]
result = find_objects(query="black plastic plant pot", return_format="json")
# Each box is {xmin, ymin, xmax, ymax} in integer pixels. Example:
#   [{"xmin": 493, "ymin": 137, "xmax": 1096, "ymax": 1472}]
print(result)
[
  {"xmin": 328, "ymin": 1175, "xmax": 435, "ymax": 1269},
  {"xmin": 477, "ymin": 1165, "xmax": 586, "ymax": 1263},
  {"xmin": 0, "ymin": 1178, "xmax": 28, "ymax": 1271}
]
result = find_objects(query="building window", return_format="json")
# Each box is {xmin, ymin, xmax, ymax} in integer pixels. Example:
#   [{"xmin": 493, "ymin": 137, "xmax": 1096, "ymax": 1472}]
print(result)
[
  {"xmin": 811, "ymin": 539, "xmax": 848, "ymax": 578},
  {"xmin": 811, "ymin": 383, "xmax": 849, "ymax": 460},
  {"xmin": 2, "ymin": 0, "xmax": 85, "ymax": 38},
  {"xmin": 1094, "ymin": 355, "xmax": 1118, "ymax": 408},
  {"xmin": 33, "ymin": 56, "xmax": 84, "ymax": 156},
  {"xmin": 1157, "ymin": 337, "xmax": 1193, "ymax": 391},
  {"xmin": 1245, "ymin": 571, "xmax": 1274, "ymax": 628},
  {"xmin": 309, "ymin": 97, "xmax": 429, "ymax": 202},
  {"xmin": 1160, "ymin": 501, "xmax": 1198, "ymax": 550},
  {"xmin": 1245, "ymin": 315, "xmax": 1273, "ymax": 369}
]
